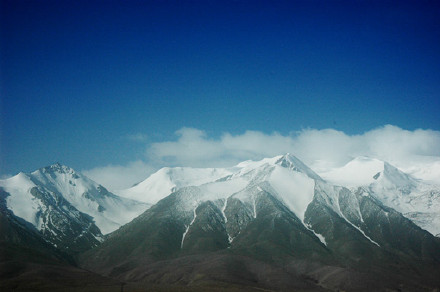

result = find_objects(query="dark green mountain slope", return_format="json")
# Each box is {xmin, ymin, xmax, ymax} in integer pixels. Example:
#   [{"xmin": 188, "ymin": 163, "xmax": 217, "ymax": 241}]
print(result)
[{"xmin": 81, "ymin": 183, "xmax": 440, "ymax": 291}]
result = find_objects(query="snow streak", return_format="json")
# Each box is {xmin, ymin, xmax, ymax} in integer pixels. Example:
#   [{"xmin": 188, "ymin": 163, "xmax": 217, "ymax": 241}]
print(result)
[
  {"xmin": 221, "ymin": 198, "xmax": 228, "ymax": 223},
  {"xmin": 181, "ymin": 207, "xmax": 197, "ymax": 248},
  {"xmin": 305, "ymin": 224, "xmax": 327, "ymax": 246},
  {"xmin": 220, "ymin": 198, "xmax": 233, "ymax": 244},
  {"xmin": 336, "ymin": 201, "xmax": 380, "ymax": 247}
]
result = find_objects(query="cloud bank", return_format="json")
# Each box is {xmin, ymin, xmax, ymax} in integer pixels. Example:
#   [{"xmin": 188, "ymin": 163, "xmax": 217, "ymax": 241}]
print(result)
[
  {"xmin": 147, "ymin": 125, "xmax": 440, "ymax": 170},
  {"xmin": 84, "ymin": 125, "xmax": 440, "ymax": 190}
]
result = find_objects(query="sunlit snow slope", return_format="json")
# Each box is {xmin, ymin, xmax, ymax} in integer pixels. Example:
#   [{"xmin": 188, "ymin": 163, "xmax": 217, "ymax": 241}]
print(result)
[
  {"xmin": 0, "ymin": 163, "xmax": 149, "ymax": 235},
  {"xmin": 320, "ymin": 157, "xmax": 440, "ymax": 236},
  {"xmin": 117, "ymin": 154, "xmax": 318, "ymax": 222}
]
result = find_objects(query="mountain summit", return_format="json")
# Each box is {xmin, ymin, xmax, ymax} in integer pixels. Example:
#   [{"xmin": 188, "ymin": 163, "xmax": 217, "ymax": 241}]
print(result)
[{"xmin": 274, "ymin": 153, "xmax": 323, "ymax": 181}]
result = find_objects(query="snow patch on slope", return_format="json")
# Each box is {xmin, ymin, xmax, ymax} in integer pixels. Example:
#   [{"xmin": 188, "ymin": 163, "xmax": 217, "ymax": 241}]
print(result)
[
  {"xmin": 1, "ymin": 173, "xmax": 41, "ymax": 227},
  {"xmin": 268, "ymin": 166, "xmax": 315, "ymax": 223}
]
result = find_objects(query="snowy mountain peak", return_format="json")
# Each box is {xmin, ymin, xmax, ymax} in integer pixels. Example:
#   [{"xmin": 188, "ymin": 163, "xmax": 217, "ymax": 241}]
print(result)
[
  {"xmin": 341, "ymin": 156, "xmax": 414, "ymax": 184},
  {"xmin": 274, "ymin": 153, "xmax": 297, "ymax": 166},
  {"xmin": 381, "ymin": 162, "xmax": 418, "ymax": 188},
  {"xmin": 320, "ymin": 156, "xmax": 386, "ymax": 187},
  {"xmin": 317, "ymin": 156, "xmax": 440, "ymax": 236},
  {"xmin": 13, "ymin": 171, "xmax": 32, "ymax": 183},
  {"xmin": 322, "ymin": 156, "xmax": 420, "ymax": 193},
  {"xmin": 40, "ymin": 162, "xmax": 75, "ymax": 175},
  {"xmin": 0, "ymin": 164, "xmax": 149, "ymax": 238},
  {"xmin": 274, "ymin": 153, "xmax": 323, "ymax": 181},
  {"xmin": 336, "ymin": 157, "xmax": 418, "ymax": 189},
  {"xmin": 117, "ymin": 154, "xmax": 324, "ymax": 206},
  {"xmin": 117, "ymin": 166, "xmax": 232, "ymax": 204}
]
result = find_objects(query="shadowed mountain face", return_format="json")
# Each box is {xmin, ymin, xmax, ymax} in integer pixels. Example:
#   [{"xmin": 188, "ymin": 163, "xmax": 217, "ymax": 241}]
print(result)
[{"xmin": 0, "ymin": 191, "xmax": 123, "ymax": 292}]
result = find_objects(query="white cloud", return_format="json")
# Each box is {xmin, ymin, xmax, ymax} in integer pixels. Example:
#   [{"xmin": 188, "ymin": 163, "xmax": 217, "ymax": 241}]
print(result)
[
  {"xmin": 146, "ymin": 125, "xmax": 440, "ymax": 172},
  {"xmin": 362, "ymin": 126, "xmax": 440, "ymax": 164},
  {"xmin": 147, "ymin": 128, "xmax": 226, "ymax": 166},
  {"xmin": 84, "ymin": 125, "xmax": 440, "ymax": 190},
  {"xmin": 82, "ymin": 160, "xmax": 155, "ymax": 191},
  {"xmin": 146, "ymin": 128, "xmax": 296, "ymax": 167}
]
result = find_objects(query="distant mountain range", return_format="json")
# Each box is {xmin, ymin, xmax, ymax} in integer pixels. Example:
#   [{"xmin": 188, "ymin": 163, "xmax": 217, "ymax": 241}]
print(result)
[{"xmin": 1, "ymin": 154, "xmax": 440, "ymax": 291}]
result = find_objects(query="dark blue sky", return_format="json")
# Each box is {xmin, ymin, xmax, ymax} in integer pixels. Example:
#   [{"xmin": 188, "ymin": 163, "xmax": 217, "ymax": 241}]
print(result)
[{"xmin": 1, "ymin": 0, "xmax": 440, "ymax": 175}]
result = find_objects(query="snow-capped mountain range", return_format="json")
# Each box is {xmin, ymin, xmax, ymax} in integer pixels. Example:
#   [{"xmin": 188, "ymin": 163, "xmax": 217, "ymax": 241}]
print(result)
[
  {"xmin": 115, "ymin": 154, "xmax": 440, "ymax": 237},
  {"xmin": 115, "ymin": 154, "xmax": 327, "ymax": 245},
  {"xmin": 1, "ymin": 153, "xmax": 439, "ymax": 253},
  {"xmin": 0, "ymin": 154, "xmax": 440, "ymax": 252},
  {"xmin": 2, "ymin": 154, "xmax": 440, "ymax": 291}
]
